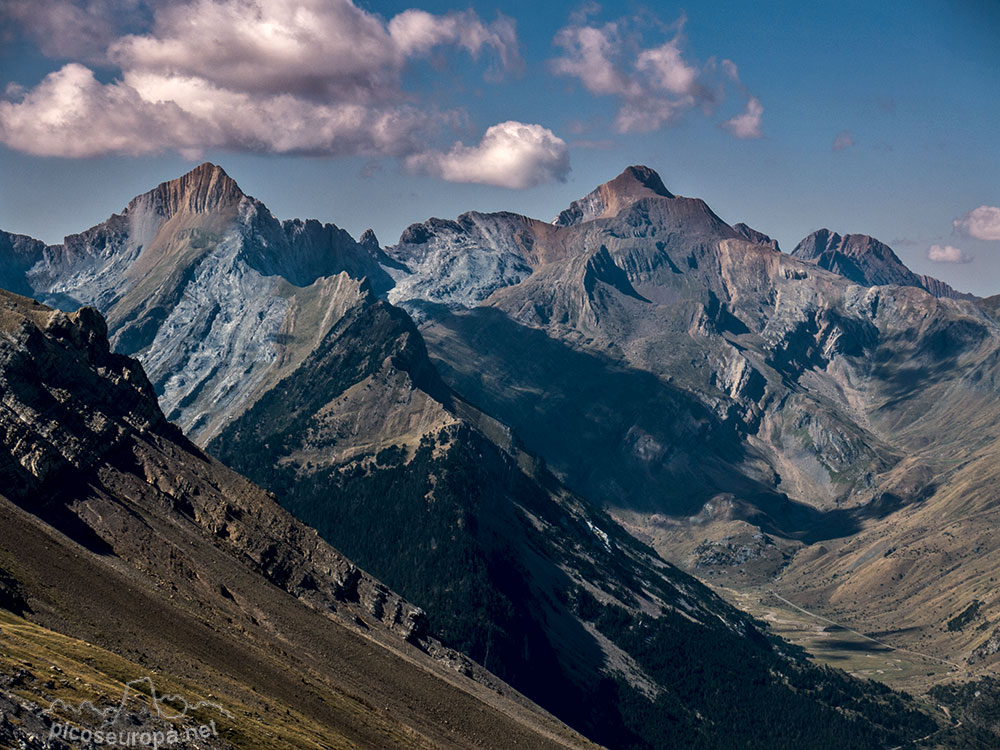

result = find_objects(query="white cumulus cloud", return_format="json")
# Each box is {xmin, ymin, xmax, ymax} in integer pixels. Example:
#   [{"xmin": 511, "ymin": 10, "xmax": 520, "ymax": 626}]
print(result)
[
  {"xmin": 388, "ymin": 9, "xmax": 521, "ymax": 74},
  {"xmin": 109, "ymin": 0, "xmax": 521, "ymax": 101},
  {"xmin": 0, "ymin": 64, "xmax": 198, "ymax": 158},
  {"xmin": 954, "ymin": 206, "xmax": 1000, "ymax": 241},
  {"xmin": 0, "ymin": 0, "xmax": 566, "ymax": 188},
  {"xmin": 552, "ymin": 22, "xmax": 634, "ymax": 97},
  {"xmin": 927, "ymin": 244, "xmax": 972, "ymax": 263},
  {"xmin": 636, "ymin": 40, "xmax": 700, "ymax": 96},
  {"xmin": 406, "ymin": 121, "xmax": 570, "ymax": 189},
  {"xmin": 0, "ymin": 63, "xmax": 442, "ymax": 159}
]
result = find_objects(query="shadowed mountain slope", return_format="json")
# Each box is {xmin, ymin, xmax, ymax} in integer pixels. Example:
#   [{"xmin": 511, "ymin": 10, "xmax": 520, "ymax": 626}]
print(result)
[
  {"xmin": 0, "ymin": 287, "xmax": 598, "ymax": 750},
  {"xmin": 203, "ymin": 286, "xmax": 938, "ymax": 750}
]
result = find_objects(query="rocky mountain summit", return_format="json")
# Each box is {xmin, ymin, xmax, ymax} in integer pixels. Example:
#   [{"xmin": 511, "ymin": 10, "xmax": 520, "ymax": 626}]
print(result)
[
  {"xmin": 553, "ymin": 164, "xmax": 675, "ymax": 226},
  {"xmin": 733, "ymin": 222, "xmax": 780, "ymax": 250},
  {"xmin": 791, "ymin": 228, "xmax": 974, "ymax": 299},
  {"xmin": 0, "ymin": 163, "xmax": 389, "ymax": 442}
]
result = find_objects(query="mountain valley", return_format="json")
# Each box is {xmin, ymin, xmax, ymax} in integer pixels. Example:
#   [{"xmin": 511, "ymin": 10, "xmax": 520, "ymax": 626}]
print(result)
[
  {"xmin": 1, "ymin": 163, "xmax": 998, "ymax": 748},
  {"xmin": 376, "ymin": 166, "xmax": 1000, "ymax": 684}
]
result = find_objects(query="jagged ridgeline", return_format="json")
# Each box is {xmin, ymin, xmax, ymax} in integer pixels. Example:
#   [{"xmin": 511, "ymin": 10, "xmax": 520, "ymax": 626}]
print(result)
[{"xmin": 0, "ymin": 163, "xmax": 984, "ymax": 748}]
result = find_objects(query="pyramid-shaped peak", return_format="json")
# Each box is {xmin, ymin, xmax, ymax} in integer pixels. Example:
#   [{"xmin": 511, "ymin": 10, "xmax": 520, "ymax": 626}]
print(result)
[
  {"xmin": 791, "ymin": 228, "xmax": 839, "ymax": 259},
  {"xmin": 187, "ymin": 161, "xmax": 232, "ymax": 182},
  {"xmin": 609, "ymin": 165, "xmax": 674, "ymax": 200},
  {"xmin": 167, "ymin": 162, "xmax": 240, "ymax": 194},
  {"xmin": 131, "ymin": 162, "xmax": 246, "ymax": 217},
  {"xmin": 554, "ymin": 165, "xmax": 674, "ymax": 226},
  {"xmin": 359, "ymin": 228, "xmax": 380, "ymax": 250}
]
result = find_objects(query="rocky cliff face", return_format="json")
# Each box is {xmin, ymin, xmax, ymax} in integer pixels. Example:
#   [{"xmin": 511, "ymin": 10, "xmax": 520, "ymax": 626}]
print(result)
[
  {"xmin": 386, "ymin": 212, "xmax": 538, "ymax": 308},
  {"xmin": 0, "ymin": 294, "xmax": 167, "ymax": 498},
  {"xmin": 3, "ymin": 163, "xmax": 390, "ymax": 443},
  {"xmin": 0, "ymin": 231, "xmax": 47, "ymax": 297}
]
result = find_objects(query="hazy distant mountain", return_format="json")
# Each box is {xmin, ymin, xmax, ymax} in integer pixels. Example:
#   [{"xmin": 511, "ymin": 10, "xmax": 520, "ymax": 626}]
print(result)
[{"xmin": 791, "ymin": 228, "xmax": 974, "ymax": 300}]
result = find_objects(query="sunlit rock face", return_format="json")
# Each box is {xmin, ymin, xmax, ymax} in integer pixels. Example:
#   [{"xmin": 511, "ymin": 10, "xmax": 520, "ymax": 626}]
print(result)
[{"xmin": 0, "ymin": 163, "xmax": 390, "ymax": 442}]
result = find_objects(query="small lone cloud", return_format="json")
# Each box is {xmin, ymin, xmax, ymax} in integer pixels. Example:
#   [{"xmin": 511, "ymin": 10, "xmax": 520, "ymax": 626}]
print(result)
[
  {"xmin": 722, "ymin": 96, "xmax": 763, "ymax": 139},
  {"xmin": 927, "ymin": 244, "xmax": 973, "ymax": 263},
  {"xmin": 832, "ymin": 130, "xmax": 855, "ymax": 152},
  {"xmin": 954, "ymin": 206, "xmax": 1000, "ymax": 241},
  {"xmin": 406, "ymin": 120, "xmax": 570, "ymax": 188}
]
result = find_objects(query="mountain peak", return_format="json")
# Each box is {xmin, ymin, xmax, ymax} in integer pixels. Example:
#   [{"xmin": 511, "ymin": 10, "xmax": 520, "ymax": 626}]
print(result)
[
  {"xmin": 733, "ymin": 222, "xmax": 781, "ymax": 251},
  {"xmin": 553, "ymin": 164, "xmax": 674, "ymax": 226},
  {"xmin": 792, "ymin": 228, "xmax": 974, "ymax": 299},
  {"xmin": 792, "ymin": 229, "xmax": 907, "ymax": 272},
  {"xmin": 359, "ymin": 228, "xmax": 380, "ymax": 251},
  {"xmin": 130, "ymin": 161, "xmax": 245, "ymax": 217},
  {"xmin": 610, "ymin": 165, "xmax": 674, "ymax": 199}
]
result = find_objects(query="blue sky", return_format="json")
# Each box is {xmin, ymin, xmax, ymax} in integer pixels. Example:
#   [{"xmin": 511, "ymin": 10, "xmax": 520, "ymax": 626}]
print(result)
[{"xmin": 2, "ymin": 0, "xmax": 998, "ymax": 294}]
